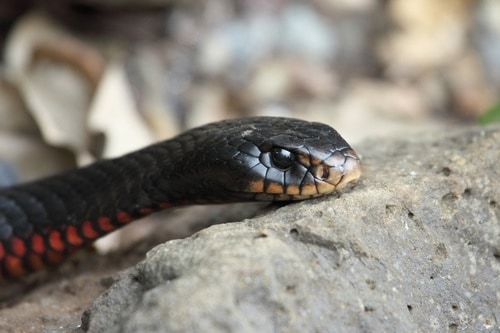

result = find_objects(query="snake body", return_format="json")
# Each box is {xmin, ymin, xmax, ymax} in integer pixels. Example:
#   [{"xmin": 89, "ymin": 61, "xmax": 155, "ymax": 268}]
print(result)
[{"xmin": 0, "ymin": 117, "xmax": 361, "ymax": 278}]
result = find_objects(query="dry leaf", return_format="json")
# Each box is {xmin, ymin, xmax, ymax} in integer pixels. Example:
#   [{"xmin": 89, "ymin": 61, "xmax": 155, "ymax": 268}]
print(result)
[{"xmin": 88, "ymin": 61, "xmax": 154, "ymax": 158}]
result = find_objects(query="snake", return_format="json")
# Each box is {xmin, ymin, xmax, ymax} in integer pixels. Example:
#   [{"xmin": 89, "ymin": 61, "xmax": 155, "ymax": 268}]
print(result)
[{"xmin": 0, "ymin": 117, "xmax": 361, "ymax": 279}]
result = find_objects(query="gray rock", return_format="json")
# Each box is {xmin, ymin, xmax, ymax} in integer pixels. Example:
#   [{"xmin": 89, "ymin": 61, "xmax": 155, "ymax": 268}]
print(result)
[{"xmin": 82, "ymin": 125, "xmax": 499, "ymax": 333}]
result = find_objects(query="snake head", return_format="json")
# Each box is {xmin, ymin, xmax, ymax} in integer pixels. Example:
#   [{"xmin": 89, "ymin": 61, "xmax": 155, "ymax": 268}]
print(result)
[
  {"xmin": 221, "ymin": 117, "xmax": 361, "ymax": 201},
  {"xmin": 154, "ymin": 117, "xmax": 361, "ymax": 204}
]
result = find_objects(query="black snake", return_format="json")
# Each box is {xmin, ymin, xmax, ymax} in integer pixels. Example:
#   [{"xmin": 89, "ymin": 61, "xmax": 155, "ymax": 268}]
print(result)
[{"xmin": 0, "ymin": 117, "xmax": 361, "ymax": 278}]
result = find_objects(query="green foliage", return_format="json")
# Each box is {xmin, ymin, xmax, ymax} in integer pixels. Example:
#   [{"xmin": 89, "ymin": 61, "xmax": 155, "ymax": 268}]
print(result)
[{"xmin": 480, "ymin": 103, "xmax": 500, "ymax": 125}]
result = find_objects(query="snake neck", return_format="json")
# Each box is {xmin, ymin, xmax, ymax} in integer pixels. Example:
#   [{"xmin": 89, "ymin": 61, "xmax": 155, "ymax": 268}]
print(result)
[
  {"xmin": 0, "ymin": 154, "xmax": 157, "ymax": 243},
  {"xmin": 0, "ymin": 150, "xmax": 187, "ymax": 278},
  {"xmin": 0, "ymin": 138, "xmax": 234, "ymax": 244}
]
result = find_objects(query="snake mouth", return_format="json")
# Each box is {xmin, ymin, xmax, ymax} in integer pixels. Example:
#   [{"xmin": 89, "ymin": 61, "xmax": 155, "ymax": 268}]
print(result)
[{"xmin": 242, "ymin": 147, "xmax": 361, "ymax": 201}]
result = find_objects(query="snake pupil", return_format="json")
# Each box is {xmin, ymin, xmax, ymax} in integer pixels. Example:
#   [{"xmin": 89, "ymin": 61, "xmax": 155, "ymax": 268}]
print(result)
[{"xmin": 270, "ymin": 148, "xmax": 295, "ymax": 170}]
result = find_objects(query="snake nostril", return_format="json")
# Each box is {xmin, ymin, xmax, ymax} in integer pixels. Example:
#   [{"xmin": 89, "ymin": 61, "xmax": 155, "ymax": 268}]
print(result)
[
  {"xmin": 322, "ymin": 166, "xmax": 329, "ymax": 179},
  {"xmin": 315, "ymin": 165, "xmax": 329, "ymax": 180}
]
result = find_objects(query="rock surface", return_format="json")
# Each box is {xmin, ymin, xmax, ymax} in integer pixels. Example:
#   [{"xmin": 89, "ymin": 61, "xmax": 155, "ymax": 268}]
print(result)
[{"xmin": 82, "ymin": 125, "xmax": 499, "ymax": 333}]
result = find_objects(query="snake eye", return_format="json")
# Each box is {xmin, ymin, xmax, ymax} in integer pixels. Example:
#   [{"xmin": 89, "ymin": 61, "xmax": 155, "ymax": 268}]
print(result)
[{"xmin": 270, "ymin": 148, "xmax": 295, "ymax": 170}]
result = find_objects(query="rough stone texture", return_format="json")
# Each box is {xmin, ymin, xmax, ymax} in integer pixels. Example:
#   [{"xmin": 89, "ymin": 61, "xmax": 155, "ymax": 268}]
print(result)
[{"xmin": 82, "ymin": 125, "xmax": 499, "ymax": 333}]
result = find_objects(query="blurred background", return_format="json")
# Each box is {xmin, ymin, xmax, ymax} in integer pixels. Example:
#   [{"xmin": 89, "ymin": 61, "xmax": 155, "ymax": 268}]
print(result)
[{"xmin": 0, "ymin": 0, "xmax": 499, "ymax": 185}]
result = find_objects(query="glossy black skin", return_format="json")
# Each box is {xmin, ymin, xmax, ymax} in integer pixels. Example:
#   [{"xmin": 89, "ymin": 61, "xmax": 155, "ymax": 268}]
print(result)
[{"xmin": 0, "ymin": 117, "xmax": 354, "ymax": 275}]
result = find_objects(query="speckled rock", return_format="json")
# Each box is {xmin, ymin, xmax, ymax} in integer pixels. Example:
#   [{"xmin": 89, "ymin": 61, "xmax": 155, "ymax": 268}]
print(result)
[{"xmin": 82, "ymin": 125, "xmax": 499, "ymax": 333}]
